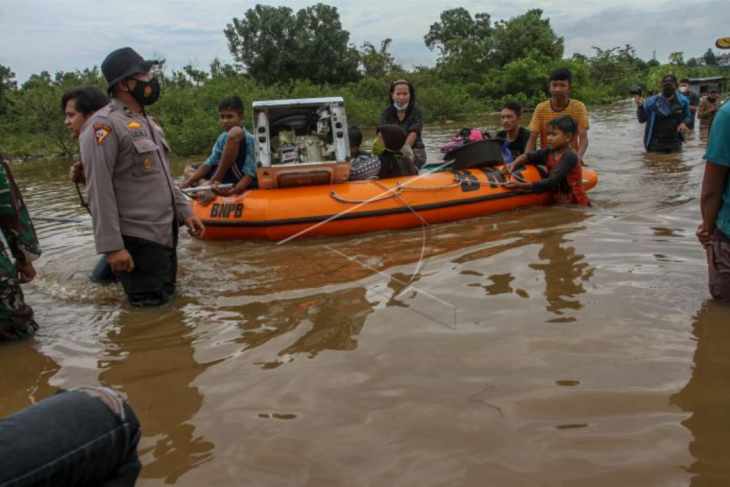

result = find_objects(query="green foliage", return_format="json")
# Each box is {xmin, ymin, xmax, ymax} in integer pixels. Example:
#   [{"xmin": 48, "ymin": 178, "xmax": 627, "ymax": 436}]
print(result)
[
  {"xmin": 642, "ymin": 64, "xmax": 725, "ymax": 94},
  {"xmin": 419, "ymin": 82, "xmax": 486, "ymax": 122},
  {"xmin": 576, "ymin": 45, "xmax": 646, "ymax": 101},
  {"xmin": 490, "ymin": 9, "xmax": 564, "ymax": 69},
  {"xmin": 484, "ymin": 50, "xmax": 552, "ymax": 102},
  {"xmin": 359, "ymin": 39, "xmax": 400, "ymax": 79},
  {"xmin": 424, "ymin": 8, "xmax": 492, "ymax": 84},
  {"xmin": 224, "ymin": 3, "xmax": 360, "ymax": 85},
  {"xmin": 424, "ymin": 8, "xmax": 492, "ymax": 57},
  {"xmin": 3, "ymin": 4, "xmax": 726, "ymax": 161},
  {"xmin": 424, "ymin": 8, "xmax": 564, "ymax": 86},
  {"xmin": 668, "ymin": 51, "xmax": 684, "ymax": 66},
  {"xmin": 0, "ymin": 64, "xmax": 17, "ymax": 115},
  {"xmin": 0, "ymin": 68, "xmax": 106, "ymax": 157}
]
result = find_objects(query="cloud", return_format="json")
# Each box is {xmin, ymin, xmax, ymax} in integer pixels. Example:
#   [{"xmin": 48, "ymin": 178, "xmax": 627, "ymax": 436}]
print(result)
[
  {"xmin": 555, "ymin": 0, "xmax": 728, "ymax": 61},
  {"xmin": 1, "ymin": 0, "xmax": 728, "ymax": 82}
]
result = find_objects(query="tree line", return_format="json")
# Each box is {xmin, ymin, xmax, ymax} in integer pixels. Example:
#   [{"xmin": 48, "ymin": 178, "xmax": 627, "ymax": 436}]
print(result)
[{"xmin": 0, "ymin": 4, "xmax": 726, "ymax": 159}]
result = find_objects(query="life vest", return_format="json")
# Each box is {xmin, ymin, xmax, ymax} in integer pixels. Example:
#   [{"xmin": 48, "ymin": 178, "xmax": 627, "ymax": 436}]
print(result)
[{"xmin": 547, "ymin": 151, "xmax": 591, "ymax": 207}]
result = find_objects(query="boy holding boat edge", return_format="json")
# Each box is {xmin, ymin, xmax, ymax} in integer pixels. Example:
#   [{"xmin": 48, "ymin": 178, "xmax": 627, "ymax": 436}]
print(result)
[
  {"xmin": 503, "ymin": 115, "xmax": 590, "ymax": 207},
  {"xmin": 180, "ymin": 95, "xmax": 256, "ymax": 205}
]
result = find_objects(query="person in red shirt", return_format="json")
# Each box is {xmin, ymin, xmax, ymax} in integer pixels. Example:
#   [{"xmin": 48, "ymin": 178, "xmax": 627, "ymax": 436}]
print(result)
[{"xmin": 503, "ymin": 115, "xmax": 590, "ymax": 207}]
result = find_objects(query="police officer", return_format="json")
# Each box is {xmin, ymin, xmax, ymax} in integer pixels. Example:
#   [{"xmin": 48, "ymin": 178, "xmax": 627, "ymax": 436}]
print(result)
[
  {"xmin": 79, "ymin": 47, "xmax": 204, "ymax": 306},
  {"xmin": 0, "ymin": 155, "xmax": 41, "ymax": 341}
]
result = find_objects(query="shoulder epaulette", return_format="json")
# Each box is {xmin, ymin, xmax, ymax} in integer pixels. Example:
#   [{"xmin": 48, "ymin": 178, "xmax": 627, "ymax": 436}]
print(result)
[{"xmin": 94, "ymin": 104, "xmax": 114, "ymax": 119}]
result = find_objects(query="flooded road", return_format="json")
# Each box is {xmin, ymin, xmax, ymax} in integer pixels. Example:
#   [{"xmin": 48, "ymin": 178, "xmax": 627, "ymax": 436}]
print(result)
[{"xmin": 2, "ymin": 102, "xmax": 729, "ymax": 486}]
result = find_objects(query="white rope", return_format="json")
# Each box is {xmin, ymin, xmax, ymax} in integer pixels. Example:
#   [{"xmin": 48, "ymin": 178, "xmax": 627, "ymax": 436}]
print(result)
[
  {"xmin": 370, "ymin": 180, "xmax": 429, "ymax": 227},
  {"xmin": 329, "ymin": 181, "xmax": 403, "ymax": 204}
]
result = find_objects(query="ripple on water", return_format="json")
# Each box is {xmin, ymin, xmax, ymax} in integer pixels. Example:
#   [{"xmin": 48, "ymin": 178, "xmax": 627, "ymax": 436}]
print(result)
[{"xmin": 5, "ymin": 105, "xmax": 728, "ymax": 486}]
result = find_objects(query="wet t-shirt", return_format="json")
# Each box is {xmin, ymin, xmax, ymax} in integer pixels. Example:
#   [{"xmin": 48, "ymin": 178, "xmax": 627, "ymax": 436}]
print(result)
[
  {"xmin": 704, "ymin": 102, "xmax": 730, "ymax": 237},
  {"xmin": 497, "ymin": 127, "xmax": 532, "ymax": 160}
]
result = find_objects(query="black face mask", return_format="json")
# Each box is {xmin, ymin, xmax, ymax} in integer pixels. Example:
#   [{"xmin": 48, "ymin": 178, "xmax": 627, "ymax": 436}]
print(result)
[
  {"xmin": 662, "ymin": 84, "xmax": 676, "ymax": 97},
  {"xmin": 129, "ymin": 77, "xmax": 160, "ymax": 106}
]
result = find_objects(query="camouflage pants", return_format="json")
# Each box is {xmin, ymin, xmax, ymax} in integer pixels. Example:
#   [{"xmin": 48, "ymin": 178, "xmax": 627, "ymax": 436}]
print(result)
[{"xmin": 0, "ymin": 254, "xmax": 37, "ymax": 342}]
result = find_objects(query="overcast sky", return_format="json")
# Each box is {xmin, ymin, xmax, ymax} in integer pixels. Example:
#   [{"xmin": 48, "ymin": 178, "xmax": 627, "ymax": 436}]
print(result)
[{"xmin": 1, "ymin": 0, "xmax": 727, "ymax": 83}]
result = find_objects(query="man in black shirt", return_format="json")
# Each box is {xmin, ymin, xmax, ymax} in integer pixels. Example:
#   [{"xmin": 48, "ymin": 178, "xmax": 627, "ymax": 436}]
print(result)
[{"xmin": 496, "ymin": 102, "xmax": 532, "ymax": 161}]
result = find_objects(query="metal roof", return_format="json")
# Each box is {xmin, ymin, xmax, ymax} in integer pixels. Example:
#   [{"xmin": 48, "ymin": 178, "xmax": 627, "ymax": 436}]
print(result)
[
  {"xmin": 687, "ymin": 76, "xmax": 726, "ymax": 83},
  {"xmin": 253, "ymin": 97, "xmax": 345, "ymax": 109}
]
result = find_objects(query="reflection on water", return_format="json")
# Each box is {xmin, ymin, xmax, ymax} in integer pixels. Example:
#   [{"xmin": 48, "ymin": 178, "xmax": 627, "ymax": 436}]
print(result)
[
  {"xmin": 2, "ymin": 103, "xmax": 729, "ymax": 486},
  {"xmin": 206, "ymin": 287, "xmax": 375, "ymax": 370},
  {"xmin": 99, "ymin": 308, "xmax": 215, "ymax": 483},
  {"xmin": 0, "ymin": 341, "xmax": 59, "ymax": 413},
  {"xmin": 671, "ymin": 301, "xmax": 730, "ymax": 486},
  {"xmin": 530, "ymin": 227, "xmax": 594, "ymax": 322}
]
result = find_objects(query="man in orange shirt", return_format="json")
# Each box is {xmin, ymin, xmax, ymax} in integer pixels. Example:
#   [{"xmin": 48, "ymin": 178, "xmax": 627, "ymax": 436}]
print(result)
[{"xmin": 526, "ymin": 67, "xmax": 589, "ymax": 162}]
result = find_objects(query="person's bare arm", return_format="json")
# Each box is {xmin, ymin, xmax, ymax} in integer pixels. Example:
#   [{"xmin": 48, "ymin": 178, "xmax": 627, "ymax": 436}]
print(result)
[
  {"xmin": 503, "ymin": 153, "xmax": 529, "ymax": 174},
  {"xmin": 214, "ymin": 174, "xmax": 253, "ymax": 197},
  {"xmin": 698, "ymin": 162, "xmax": 730, "ymax": 248},
  {"xmin": 578, "ymin": 128, "xmax": 589, "ymax": 160},
  {"xmin": 210, "ymin": 127, "xmax": 243, "ymax": 183},
  {"xmin": 180, "ymin": 164, "xmax": 211, "ymax": 189},
  {"xmin": 69, "ymin": 161, "xmax": 85, "ymax": 184},
  {"xmin": 405, "ymin": 132, "xmax": 418, "ymax": 148}
]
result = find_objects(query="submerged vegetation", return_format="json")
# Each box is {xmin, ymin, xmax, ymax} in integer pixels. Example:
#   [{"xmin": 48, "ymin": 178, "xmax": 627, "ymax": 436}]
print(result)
[{"xmin": 0, "ymin": 4, "xmax": 726, "ymax": 158}]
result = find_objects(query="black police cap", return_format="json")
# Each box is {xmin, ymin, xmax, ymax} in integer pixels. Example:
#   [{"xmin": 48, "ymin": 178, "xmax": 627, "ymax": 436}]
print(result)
[{"xmin": 102, "ymin": 47, "xmax": 159, "ymax": 90}]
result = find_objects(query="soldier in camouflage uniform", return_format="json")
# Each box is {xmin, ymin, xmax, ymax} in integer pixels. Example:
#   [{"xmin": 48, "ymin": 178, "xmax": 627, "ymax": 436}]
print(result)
[{"xmin": 0, "ymin": 155, "xmax": 41, "ymax": 341}]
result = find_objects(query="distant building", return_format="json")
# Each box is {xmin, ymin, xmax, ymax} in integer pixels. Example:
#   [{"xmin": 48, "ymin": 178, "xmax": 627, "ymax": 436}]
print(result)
[{"xmin": 686, "ymin": 76, "xmax": 727, "ymax": 95}]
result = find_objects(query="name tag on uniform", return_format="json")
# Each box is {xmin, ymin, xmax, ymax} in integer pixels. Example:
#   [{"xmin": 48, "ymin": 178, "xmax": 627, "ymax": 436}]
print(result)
[{"xmin": 130, "ymin": 129, "xmax": 150, "ymax": 139}]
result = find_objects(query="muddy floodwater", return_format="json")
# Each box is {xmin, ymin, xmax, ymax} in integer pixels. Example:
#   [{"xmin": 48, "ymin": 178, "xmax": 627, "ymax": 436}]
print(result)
[{"xmin": 2, "ymin": 102, "xmax": 729, "ymax": 486}]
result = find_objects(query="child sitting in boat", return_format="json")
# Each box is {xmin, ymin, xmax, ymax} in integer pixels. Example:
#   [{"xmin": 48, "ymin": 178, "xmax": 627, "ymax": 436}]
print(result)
[
  {"xmin": 347, "ymin": 127, "xmax": 380, "ymax": 181},
  {"xmin": 502, "ymin": 115, "xmax": 590, "ymax": 207},
  {"xmin": 180, "ymin": 96, "xmax": 256, "ymax": 203},
  {"xmin": 374, "ymin": 124, "xmax": 419, "ymax": 179}
]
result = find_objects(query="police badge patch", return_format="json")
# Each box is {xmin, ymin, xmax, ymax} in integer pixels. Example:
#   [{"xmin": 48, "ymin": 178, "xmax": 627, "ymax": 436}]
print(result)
[{"xmin": 94, "ymin": 124, "xmax": 112, "ymax": 145}]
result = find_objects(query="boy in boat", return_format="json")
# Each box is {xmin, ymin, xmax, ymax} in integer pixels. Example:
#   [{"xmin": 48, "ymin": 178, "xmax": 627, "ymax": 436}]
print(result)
[
  {"xmin": 347, "ymin": 127, "xmax": 380, "ymax": 181},
  {"xmin": 180, "ymin": 95, "xmax": 256, "ymax": 203},
  {"xmin": 503, "ymin": 115, "xmax": 590, "ymax": 207},
  {"xmin": 525, "ymin": 68, "xmax": 589, "ymax": 163}
]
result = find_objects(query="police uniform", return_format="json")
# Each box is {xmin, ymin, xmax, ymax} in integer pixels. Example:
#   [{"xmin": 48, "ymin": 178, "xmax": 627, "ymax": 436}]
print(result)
[
  {"xmin": 79, "ymin": 98, "xmax": 193, "ymax": 305},
  {"xmin": 0, "ymin": 156, "xmax": 41, "ymax": 341}
]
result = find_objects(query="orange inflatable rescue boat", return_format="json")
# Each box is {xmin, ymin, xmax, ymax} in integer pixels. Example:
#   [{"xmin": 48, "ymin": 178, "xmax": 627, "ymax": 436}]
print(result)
[
  {"xmin": 190, "ymin": 97, "xmax": 598, "ymax": 241},
  {"xmin": 191, "ymin": 165, "xmax": 598, "ymax": 241}
]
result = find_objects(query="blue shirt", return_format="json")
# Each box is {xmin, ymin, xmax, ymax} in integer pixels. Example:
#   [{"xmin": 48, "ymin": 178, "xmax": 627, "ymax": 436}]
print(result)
[
  {"xmin": 704, "ymin": 102, "xmax": 730, "ymax": 236},
  {"xmin": 637, "ymin": 93, "xmax": 692, "ymax": 150},
  {"xmin": 204, "ymin": 129, "xmax": 257, "ymax": 179}
]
